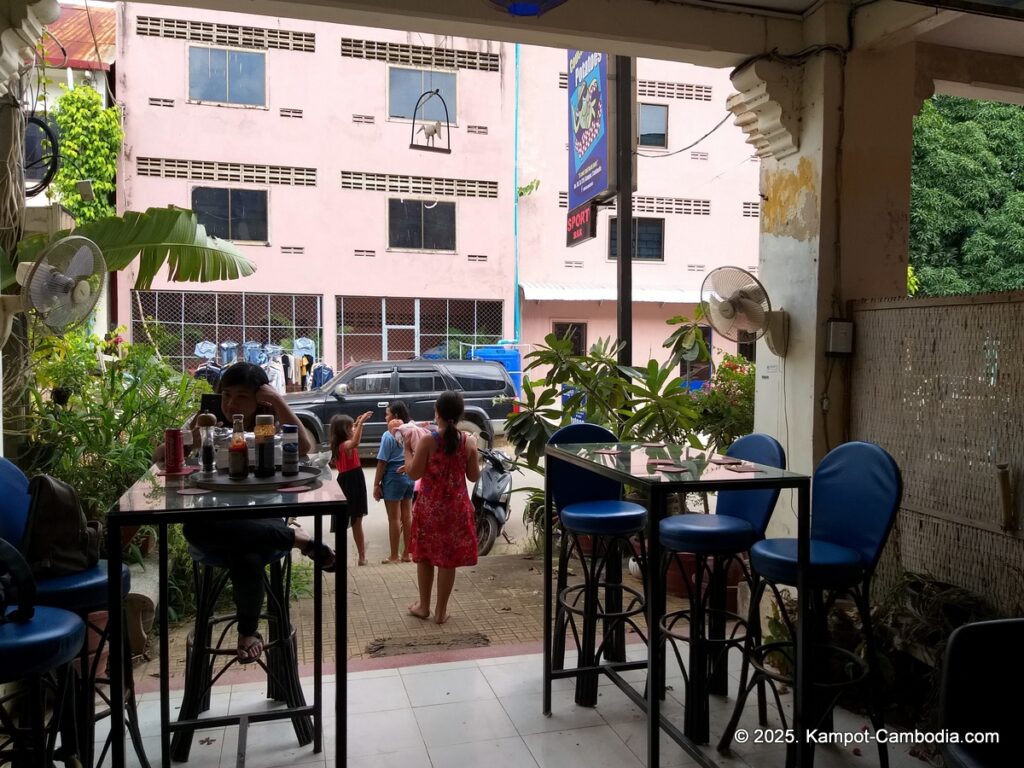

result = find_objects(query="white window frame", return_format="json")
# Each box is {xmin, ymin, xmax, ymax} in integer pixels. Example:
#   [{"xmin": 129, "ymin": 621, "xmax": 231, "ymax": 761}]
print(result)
[
  {"xmin": 190, "ymin": 184, "xmax": 272, "ymax": 245},
  {"xmin": 186, "ymin": 45, "xmax": 270, "ymax": 110},
  {"xmin": 385, "ymin": 197, "xmax": 458, "ymax": 254},
  {"xmin": 638, "ymin": 102, "xmax": 669, "ymax": 149},
  {"xmin": 385, "ymin": 65, "xmax": 459, "ymax": 126}
]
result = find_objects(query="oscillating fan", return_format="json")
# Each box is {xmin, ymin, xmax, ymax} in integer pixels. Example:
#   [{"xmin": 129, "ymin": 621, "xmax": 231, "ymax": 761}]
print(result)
[
  {"xmin": 700, "ymin": 266, "xmax": 788, "ymax": 356},
  {"xmin": 0, "ymin": 236, "xmax": 106, "ymax": 345}
]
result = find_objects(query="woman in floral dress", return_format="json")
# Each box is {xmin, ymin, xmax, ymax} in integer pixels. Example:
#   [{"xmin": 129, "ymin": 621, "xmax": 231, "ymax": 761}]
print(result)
[{"xmin": 403, "ymin": 391, "xmax": 481, "ymax": 624}]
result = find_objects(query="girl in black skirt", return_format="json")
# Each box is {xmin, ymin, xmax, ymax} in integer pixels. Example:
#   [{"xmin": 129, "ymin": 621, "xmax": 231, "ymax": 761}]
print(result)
[{"xmin": 330, "ymin": 411, "xmax": 372, "ymax": 564}]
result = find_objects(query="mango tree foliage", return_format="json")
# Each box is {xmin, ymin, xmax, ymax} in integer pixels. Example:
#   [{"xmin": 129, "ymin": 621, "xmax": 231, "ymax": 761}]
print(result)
[{"xmin": 911, "ymin": 96, "xmax": 1024, "ymax": 295}]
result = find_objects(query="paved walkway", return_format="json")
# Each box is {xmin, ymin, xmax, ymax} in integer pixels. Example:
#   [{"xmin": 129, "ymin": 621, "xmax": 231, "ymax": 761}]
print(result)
[{"xmin": 135, "ymin": 553, "xmax": 687, "ymax": 689}]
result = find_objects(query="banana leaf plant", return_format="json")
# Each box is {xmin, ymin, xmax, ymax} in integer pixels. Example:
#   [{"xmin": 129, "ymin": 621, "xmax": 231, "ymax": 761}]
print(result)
[
  {"xmin": 503, "ymin": 315, "xmax": 709, "ymax": 472},
  {"xmin": 3, "ymin": 206, "xmax": 255, "ymax": 290}
]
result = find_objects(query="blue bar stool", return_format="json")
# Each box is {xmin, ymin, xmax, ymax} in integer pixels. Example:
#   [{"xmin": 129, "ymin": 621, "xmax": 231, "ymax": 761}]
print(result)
[
  {"xmin": 0, "ymin": 459, "xmax": 148, "ymax": 768},
  {"xmin": 719, "ymin": 441, "xmax": 902, "ymax": 768},
  {"xmin": 0, "ymin": 538, "xmax": 86, "ymax": 767},
  {"xmin": 171, "ymin": 545, "xmax": 312, "ymax": 762},
  {"xmin": 659, "ymin": 433, "xmax": 785, "ymax": 744},
  {"xmin": 548, "ymin": 423, "xmax": 649, "ymax": 706}
]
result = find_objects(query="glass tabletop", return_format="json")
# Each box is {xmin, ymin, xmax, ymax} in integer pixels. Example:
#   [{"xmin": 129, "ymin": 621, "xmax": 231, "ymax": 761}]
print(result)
[
  {"xmin": 112, "ymin": 465, "xmax": 345, "ymax": 516},
  {"xmin": 545, "ymin": 442, "xmax": 808, "ymax": 488}
]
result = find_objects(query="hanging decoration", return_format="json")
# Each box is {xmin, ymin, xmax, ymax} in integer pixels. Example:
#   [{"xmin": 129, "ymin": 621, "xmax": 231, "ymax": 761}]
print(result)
[{"xmin": 409, "ymin": 89, "xmax": 452, "ymax": 154}]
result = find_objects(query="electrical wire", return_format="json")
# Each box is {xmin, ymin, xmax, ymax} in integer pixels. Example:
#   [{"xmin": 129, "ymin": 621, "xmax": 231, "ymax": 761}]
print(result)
[
  {"xmin": 635, "ymin": 113, "xmax": 732, "ymax": 158},
  {"xmin": 24, "ymin": 116, "xmax": 59, "ymax": 198}
]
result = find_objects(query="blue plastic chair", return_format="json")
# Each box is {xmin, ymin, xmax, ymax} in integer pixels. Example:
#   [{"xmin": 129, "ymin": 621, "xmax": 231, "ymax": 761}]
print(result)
[
  {"xmin": 719, "ymin": 441, "xmax": 902, "ymax": 766},
  {"xmin": 938, "ymin": 618, "xmax": 1022, "ymax": 768},
  {"xmin": 658, "ymin": 433, "xmax": 786, "ymax": 744},
  {"xmin": 0, "ymin": 458, "xmax": 147, "ymax": 768},
  {"xmin": 0, "ymin": 538, "xmax": 86, "ymax": 766},
  {"xmin": 547, "ymin": 423, "xmax": 648, "ymax": 706}
]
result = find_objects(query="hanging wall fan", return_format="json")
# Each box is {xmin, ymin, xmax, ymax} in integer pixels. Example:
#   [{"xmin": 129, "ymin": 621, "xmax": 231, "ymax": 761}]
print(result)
[
  {"xmin": 0, "ymin": 236, "xmax": 106, "ymax": 345},
  {"xmin": 700, "ymin": 266, "xmax": 788, "ymax": 356}
]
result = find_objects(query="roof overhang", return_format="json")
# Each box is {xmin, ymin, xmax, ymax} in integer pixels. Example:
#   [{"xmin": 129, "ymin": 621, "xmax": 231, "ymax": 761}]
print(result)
[{"xmin": 520, "ymin": 282, "xmax": 700, "ymax": 304}]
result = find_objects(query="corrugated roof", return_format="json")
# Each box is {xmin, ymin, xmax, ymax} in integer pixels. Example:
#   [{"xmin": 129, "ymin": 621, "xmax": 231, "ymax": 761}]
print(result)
[
  {"xmin": 519, "ymin": 282, "xmax": 700, "ymax": 304},
  {"xmin": 42, "ymin": 5, "xmax": 115, "ymax": 71}
]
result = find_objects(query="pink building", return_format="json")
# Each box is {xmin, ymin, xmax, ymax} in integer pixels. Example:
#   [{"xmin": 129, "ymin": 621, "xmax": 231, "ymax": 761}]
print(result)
[{"xmin": 115, "ymin": 3, "xmax": 758, "ymax": 382}]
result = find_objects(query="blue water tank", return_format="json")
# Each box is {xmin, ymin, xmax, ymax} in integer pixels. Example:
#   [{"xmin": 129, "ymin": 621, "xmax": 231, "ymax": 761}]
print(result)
[{"xmin": 469, "ymin": 345, "xmax": 522, "ymax": 396}]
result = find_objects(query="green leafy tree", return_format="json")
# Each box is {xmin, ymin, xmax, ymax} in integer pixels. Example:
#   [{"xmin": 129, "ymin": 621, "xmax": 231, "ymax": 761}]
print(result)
[
  {"xmin": 49, "ymin": 86, "xmax": 122, "ymax": 222},
  {"xmin": 911, "ymin": 96, "xmax": 1024, "ymax": 295}
]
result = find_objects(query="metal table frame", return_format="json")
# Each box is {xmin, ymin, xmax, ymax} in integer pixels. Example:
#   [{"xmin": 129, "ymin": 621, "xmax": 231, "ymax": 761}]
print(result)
[
  {"xmin": 542, "ymin": 442, "xmax": 813, "ymax": 768},
  {"xmin": 105, "ymin": 468, "xmax": 347, "ymax": 768}
]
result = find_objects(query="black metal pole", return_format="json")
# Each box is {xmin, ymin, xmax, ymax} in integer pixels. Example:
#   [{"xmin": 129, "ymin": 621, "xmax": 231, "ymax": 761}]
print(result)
[{"xmin": 615, "ymin": 55, "xmax": 633, "ymax": 368}]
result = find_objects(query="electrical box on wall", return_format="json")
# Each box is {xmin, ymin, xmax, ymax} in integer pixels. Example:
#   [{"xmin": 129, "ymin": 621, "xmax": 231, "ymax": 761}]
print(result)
[{"xmin": 825, "ymin": 318, "xmax": 854, "ymax": 357}]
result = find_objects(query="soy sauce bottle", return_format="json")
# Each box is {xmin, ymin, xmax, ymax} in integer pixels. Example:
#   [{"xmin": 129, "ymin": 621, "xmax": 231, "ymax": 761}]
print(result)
[{"xmin": 254, "ymin": 414, "xmax": 276, "ymax": 478}]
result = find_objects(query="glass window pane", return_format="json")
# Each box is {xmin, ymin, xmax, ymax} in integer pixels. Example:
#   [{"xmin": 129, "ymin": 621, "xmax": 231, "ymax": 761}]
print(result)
[
  {"xmin": 189, "ymin": 47, "xmax": 227, "ymax": 102},
  {"xmin": 422, "ymin": 201, "xmax": 456, "ymax": 250},
  {"xmin": 227, "ymin": 50, "xmax": 266, "ymax": 106},
  {"xmin": 230, "ymin": 189, "xmax": 268, "ymax": 241},
  {"xmin": 350, "ymin": 372, "xmax": 391, "ymax": 394},
  {"xmin": 639, "ymin": 103, "xmax": 668, "ymax": 148},
  {"xmin": 389, "ymin": 199, "xmax": 422, "ymax": 248},
  {"xmin": 635, "ymin": 218, "xmax": 664, "ymax": 260},
  {"xmin": 389, "ymin": 68, "xmax": 422, "ymax": 119},
  {"xmin": 192, "ymin": 187, "xmax": 230, "ymax": 240},
  {"xmin": 398, "ymin": 371, "xmax": 440, "ymax": 394},
  {"xmin": 420, "ymin": 71, "xmax": 456, "ymax": 123}
]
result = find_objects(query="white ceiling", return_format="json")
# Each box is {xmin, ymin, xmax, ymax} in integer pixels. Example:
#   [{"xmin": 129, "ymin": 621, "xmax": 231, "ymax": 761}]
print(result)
[{"xmin": 918, "ymin": 12, "xmax": 1024, "ymax": 57}]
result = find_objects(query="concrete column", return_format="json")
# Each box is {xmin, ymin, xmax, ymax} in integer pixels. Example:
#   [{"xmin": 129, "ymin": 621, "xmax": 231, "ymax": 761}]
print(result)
[{"xmin": 729, "ymin": 6, "xmax": 917, "ymax": 535}]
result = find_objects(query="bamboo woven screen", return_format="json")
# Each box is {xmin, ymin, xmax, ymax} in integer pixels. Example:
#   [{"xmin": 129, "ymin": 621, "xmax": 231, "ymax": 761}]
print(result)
[{"xmin": 850, "ymin": 292, "xmax": 1024, "ymax": 615}]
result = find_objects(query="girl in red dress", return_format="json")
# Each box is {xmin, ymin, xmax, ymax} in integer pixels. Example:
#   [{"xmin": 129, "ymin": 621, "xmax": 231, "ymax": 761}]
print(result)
[{"xmin": 404, "ymin": 391, "xmax": 481, "ymax": 624}]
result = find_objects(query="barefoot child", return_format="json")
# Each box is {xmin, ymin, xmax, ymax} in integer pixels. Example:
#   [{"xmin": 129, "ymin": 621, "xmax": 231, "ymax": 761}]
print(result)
[
  {"xmin": 373, "ymin": 401, "xmax": 415, "ymax": 563},
  {"xmin": 329, "ymin": 411, "xmax": 372, "ymax": 565},
  {"xmin": 404, "ymin": 391, "xmax": 481, "ymax": 624}
]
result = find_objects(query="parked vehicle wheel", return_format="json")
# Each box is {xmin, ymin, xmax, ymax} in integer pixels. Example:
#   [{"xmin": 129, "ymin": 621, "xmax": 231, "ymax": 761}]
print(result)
[
  {"xmin": 459, "ymin": 419, "xmax": 492, "ymax": 451},
  {"xmin": 476, "ymin": 511, "xmax": 499, "ymax": 556}
]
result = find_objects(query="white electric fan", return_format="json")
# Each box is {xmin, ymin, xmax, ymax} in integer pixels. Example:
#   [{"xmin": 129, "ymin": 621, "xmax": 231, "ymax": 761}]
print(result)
[
  {"xmin": 700, "ymin": 266, "xmax": 788, "ymax": 356},
  {"xmin": 0, "ymin": 235, "xmax": 106, "ymax": 345}
]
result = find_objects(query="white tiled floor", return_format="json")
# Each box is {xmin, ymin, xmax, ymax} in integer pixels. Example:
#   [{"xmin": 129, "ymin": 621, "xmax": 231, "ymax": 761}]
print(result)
[{"xmin": 112, "ymin": 649, "xmax": 929, "ymax": 768}]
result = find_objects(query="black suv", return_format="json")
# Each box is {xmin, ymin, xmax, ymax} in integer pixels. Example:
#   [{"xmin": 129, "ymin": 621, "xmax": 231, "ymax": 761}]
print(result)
[{"xmin": 284, "ymin": 359, "xmax": 515, "ymax": 456}]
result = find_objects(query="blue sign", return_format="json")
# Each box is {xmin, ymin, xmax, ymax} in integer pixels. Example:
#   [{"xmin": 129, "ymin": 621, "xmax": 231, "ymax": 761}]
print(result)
[{"xmin": 567, "ymin": 50, "xmax": 614, "ymax": 212}]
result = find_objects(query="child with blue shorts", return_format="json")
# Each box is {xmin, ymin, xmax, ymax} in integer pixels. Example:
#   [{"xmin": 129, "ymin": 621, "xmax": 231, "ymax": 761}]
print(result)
[{"xmin": 373, "ymin": 400, "xmax": 415, "ymax": 563}]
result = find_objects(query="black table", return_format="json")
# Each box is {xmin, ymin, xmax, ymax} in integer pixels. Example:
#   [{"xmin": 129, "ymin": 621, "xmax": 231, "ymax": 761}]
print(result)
[
  {"xmin": 106, "ymin": 466, "xmax": 347, "ymax": 768},
  {"xmin": 542, "ymin": 442, "xmax": 813, "ymax": 768}
]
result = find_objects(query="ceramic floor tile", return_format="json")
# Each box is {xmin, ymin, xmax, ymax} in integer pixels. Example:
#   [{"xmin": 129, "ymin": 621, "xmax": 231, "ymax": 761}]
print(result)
[
  {"xmin": 347, "ymin": 667, "xmax": 401, "ymax": 681},
  {"xmin": 523, "ymin": 724, "xmax": 644, "ymax": 768},
  {"xmin": 400, "ymin": 666, "xmax": 496, "ymax": 707},
  {"xmin": 217, "ymin": 720, "xmax": 327, "ymax": 768},
  {"xmin": 427, "ymin": 736, "xmax": 541, "ymax": 768},
  {"xmin": 592, "ymin": 682, "xmax": 686, "ymax": 726},
  {"xmin": 397, "ymin": 658, "xmax": 481, "ymax": 675},
  {"xmin": 344, "ymin": 746, "xmax": 433, "ymax": 768},
  {"xmin": 346, "ymin": 708, "xmax": 425, "ymax": 758},
  {"xmin": 412, "ymin": 698, "xmax": 518, "ymax": 748},
  {"xmin": 480, "ymin": 659, "xmax": 574, "ymax": 698},
  {"xmin": 605, "ymin": 719, "xmax": 704, "ymax": 767},
  {"xmin": 346, "ymin": 675, "xmax": 410, "ymax": 713},
  {"xmin": 498, "ymin": 688, "xmax": 605, "ymax": 735}
]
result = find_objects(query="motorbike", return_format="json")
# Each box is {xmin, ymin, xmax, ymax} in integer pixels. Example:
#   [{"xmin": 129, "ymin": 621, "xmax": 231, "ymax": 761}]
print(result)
[{"xmin": 473, "ymin": 447, "xmax": 515, "ymax": 556}]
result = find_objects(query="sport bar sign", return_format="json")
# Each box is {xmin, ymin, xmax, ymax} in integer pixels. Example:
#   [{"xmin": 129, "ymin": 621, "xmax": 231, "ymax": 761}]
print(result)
[
  {"xmin": 566, "ymin": 49, "xmax": 616, "ymax": 246},
  {"xmin": 566, "ymin": 202, "xmax": 597, "ymax": 246}
]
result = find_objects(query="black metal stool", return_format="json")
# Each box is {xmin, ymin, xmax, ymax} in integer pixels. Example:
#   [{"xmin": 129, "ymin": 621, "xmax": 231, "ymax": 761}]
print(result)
[{"xmin": 171, "ymin": 548, "xmax": 311, "ymax": 762}]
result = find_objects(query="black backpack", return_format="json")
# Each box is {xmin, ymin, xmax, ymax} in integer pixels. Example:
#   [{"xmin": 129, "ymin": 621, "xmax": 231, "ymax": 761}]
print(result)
[
  {"xmin": 21, "ymin": 474, "xmax": 101, "ymax": 578},
  {"xmin": 0, "ymin": 537, "xmax": 35, "ymax": 622}
]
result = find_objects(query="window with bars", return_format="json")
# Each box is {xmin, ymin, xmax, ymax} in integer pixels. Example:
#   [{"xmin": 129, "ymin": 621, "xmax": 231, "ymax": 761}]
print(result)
[
  {"xmin": 388, "ymin": 67, "xmax": 456, "ymax": 122},
  {"xmin": 552, "ymin": 322, "xmax": 587, "ymax": 356},
  {"xmin": 639, "ymin": 103, "xmax": 668, "ymax": 148},
  {"xmin": 608, "ymin": 218, "xmax": 665, "ymax": 261},
  {"xmin": 742, "ymin": 201, "xmax": 761, "ymax": 217},
  {"xmin": 340, "ymin": 38, "xmax": 499, "ymax": 72},
  {"xmin": 189, "ymin": 46, "xmax": 266, "ymax": 106},
  {"xmin": 131, "ymin": 290, "xmax": 321, "ymax": 371},
  {"xmin": 336, "ymin": 296, "xmax": 503, "ymax": 364},
  {"xmin": 137, "ymin": 16, "xmax": 315, "ymax": 52},
  {"xmin": 341, "ymin": 171, "xmax": 496, "ymax": 198},
  {"xmin": 138, "ymin": 158, "xmax": 316, "ymax": 187},
  {"xmin": 192, "ymin": 187, "xmax": 268, "ymax": 242},
  {"xmin": 388, "ymin": 199, "xmax": 456, "ymax": 251}
]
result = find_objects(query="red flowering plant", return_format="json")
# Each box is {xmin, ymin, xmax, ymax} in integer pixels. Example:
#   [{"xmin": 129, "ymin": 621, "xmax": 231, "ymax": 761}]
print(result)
[{"xmin": 691, "ymin": 353, "xmax": 755, "ymax": 454}]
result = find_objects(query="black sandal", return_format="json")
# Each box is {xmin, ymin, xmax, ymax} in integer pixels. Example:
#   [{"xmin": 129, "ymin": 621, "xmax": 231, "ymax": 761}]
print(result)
[
  {"xmin": 237, "ymin": 632, "xmax": 264, "ymax": 664},
  {"xmin": 300, "ymin": 540, "xmax": 337, "ymax": 573}
]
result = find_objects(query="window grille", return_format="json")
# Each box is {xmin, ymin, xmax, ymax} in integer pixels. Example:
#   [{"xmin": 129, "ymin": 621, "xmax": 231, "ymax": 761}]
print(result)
[
  {"xmin": 148, "ymin": 97, "xmax": 174, "ymax": 107},
  {"xmin": 280, "ymin": 246, "xmax": 305, "ymax": 255},
  {"xmin": 742, "ymin": 201, "xmax": 761, "ymax": 218},
  {"xmin": 279, "ymin": 108, "xmax": 303, "ymax": 118},
  {"xmin": 137, "ymin": 157, "xmax": 316, "ymax": 187},
  {"xmin": 637, "ymin": 80, "xmax": 712, "ymax": 101},
  {"xmin": 467, "ymin": 254, "xmax": 488, "ymax": 262},
  {"xmin": 339, "ymin": 38, "xmax": 499, "ymax": 72},
  {"xmin": 352, "ymin": 114, "xmax": 375, "ymax": 124},
  {"xmin": 136, "ymin": 16, "xmax": 315, "ymax": 52},
  {"xmin": 690, "ymin": 151, "xmax": 709, "ymax": 161},
  {"xmin": 341, "ymin": 171, "xmax": 497, "ymax": 199},
  {"xmin": 354, "ymin": 249, "xmax": 376, "ymax": 258},
  {"xmin": 467, "ymin": 125, "xmax": 488, "ymax": 135}
]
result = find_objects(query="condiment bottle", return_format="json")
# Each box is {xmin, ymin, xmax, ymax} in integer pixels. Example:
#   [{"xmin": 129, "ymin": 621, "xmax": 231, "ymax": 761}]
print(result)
[
  {"xmin": 228, "ymin": 413, "xmax": 248, "ymax": 480},
  {"xmin": 254, "ymin": 414, "xmax": 276, "ymax": 478},
  {"xmin": 281, "ymin": 424, "xmax": 299, "ymax": 476},
  {"xmin": 197, "ymin": 412, "xmax": 217, "ymax": 475}
]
